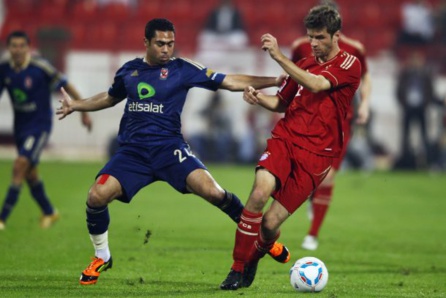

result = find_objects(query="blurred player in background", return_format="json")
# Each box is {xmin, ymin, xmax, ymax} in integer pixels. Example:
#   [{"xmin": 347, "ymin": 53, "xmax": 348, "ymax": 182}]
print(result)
[
  {"xmin": 291, "ymin": 0, "xmax": 371, "ymax": 251},
  {"xmin": 220, "ymin": 5, "xmax": 361, "ymax": 290},
  {"xmin": 57, "ymin": 18, "xmax": 287, "ymax": 286},
  {"xmin": 0, "ymin": 31, "xmax": 92, "ymax": 231}
]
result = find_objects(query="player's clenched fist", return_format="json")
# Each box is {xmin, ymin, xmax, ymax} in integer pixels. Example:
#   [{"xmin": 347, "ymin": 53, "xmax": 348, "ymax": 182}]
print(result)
[
  {"xmin": 261, "ymin": 33, "xmax": 281, "ymax": 60},
  {"xmin": 243, "ymin": 86, "xmax": 260, "ymax": 105}
]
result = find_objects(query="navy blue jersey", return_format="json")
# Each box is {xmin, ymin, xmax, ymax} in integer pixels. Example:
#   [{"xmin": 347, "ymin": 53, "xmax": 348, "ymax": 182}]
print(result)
[
  {"xmin": 0, "ymin": 56, "xmax": 67, "ymax": 138},
  {"xmin": 108, "ymin": 57, "xmax": 226, "ymax": 145}
]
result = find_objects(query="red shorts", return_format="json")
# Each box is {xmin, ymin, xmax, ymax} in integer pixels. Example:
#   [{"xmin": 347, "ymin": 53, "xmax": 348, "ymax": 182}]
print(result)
[
  {"xmin": 257, "ymin": 138, "xmax": 333, "ymax": 214},
  {"xmin": 332, "ymin": 120, "xmax": 352, "ymax": 170}
]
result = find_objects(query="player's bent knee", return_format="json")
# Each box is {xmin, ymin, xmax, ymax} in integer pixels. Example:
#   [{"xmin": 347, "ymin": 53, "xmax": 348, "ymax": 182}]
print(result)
[
  {"xmin": 190, "ymin": 182, "xmax": 225, "ymax": 204},
  {"xmin": 251, "ymin": 188, "xmax": 270, "ymax": 200},
  {"xmin": 88, "ymin": 186, "xmax": 113, "ymax": 207},
  {"xmin": 247, "ymin": 189, "xmax": 269, "ymax": 210},
  {"xmin": 12, "ymin": 157, "xmax": 30, "ymax": 172}
]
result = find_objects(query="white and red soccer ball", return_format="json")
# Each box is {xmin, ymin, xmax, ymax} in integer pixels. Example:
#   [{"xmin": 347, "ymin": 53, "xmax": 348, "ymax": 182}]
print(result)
[{"xmin": 289, "ymin": 256, "xmax": 329, "ymax": 292}]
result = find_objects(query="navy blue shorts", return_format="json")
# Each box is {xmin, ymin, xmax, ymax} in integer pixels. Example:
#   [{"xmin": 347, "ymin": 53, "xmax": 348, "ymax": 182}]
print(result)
[
  {"xmin": 16, "ymin": 130, "xmax": 50, "ymax": 166},
  {"xmin": 98, "ymin": 140, "xmax": 207, "ymax": 203}
]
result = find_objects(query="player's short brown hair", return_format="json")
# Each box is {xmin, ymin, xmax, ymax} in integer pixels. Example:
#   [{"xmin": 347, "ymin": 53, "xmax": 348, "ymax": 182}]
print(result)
[{"xmin": 304, "ymin": 5, "xmax": 342, "ymax": 36}]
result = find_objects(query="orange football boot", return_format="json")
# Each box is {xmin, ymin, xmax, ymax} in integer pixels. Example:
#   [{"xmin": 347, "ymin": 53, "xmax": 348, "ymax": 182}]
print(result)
[
  {"xmin": 268, "ymin": 242, "xmax": 291, "ymax": 263},
  {"xmin": 80, "ymin": 257, "xmax": 113, "ymax": 285}
]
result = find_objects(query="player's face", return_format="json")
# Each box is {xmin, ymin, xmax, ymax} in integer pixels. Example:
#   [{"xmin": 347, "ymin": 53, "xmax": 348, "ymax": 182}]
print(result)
[
  {"xmin": 307, "ymin": 28, "xmax": 339, "ymax": 61},
  {"xmin": 8, "ymin": 37, "xmax": 30, "ymax": 66},
  {"xmin": 144, "ymin": 30, "xmax": 175, "ymax": 65}
]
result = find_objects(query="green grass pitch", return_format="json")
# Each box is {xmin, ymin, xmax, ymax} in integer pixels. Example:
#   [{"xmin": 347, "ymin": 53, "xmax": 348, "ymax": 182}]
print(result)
[{"xmin": 0, "ymin": 160, "xmax": 445, "ymax": 297}]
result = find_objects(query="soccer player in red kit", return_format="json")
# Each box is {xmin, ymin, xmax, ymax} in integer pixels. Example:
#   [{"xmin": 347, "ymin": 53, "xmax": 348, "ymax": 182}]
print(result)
[
  {"xmin": 291, "ymin": 18, "xmax": 371, "ymax": 251},
  {"xmin": 220, "ymin": 5, "xmax": 361, "ymax": 290}
]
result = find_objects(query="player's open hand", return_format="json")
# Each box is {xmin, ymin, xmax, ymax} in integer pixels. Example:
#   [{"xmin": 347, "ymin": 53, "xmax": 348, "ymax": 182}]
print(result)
[
  {"xmin": 243, "ymin": 86, "xmax": 260, "ymax": 105},
  {"xmin": 56, "ymin": 87, "xmax": 75, "ymax": 120}
]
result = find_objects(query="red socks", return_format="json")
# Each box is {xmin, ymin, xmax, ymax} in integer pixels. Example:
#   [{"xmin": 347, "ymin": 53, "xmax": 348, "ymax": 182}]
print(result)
[
  {"xmin": 231, "ymin": 209, "xmax": 262, "ymax": 272},
  {"xmin": 309, "ymin": 185, "xmax": 333, "ymax": 237},
  {"xmin": 250, "ymin": 230, "xmax": 280, "ymax": 262}
]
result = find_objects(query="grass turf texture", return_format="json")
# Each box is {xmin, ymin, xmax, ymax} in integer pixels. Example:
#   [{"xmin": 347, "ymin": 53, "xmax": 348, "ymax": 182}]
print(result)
[{"xmin": 0, "ymin": 160, "xmax": 445, "ymax": 297}]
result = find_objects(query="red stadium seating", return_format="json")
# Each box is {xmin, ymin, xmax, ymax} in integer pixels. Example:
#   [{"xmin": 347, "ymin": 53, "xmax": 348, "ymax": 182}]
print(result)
[
  {"xmin": 65, "ymin": 22, "xmax": 87, "ymax": 49},
  {"xmin": 35, "ymin": 0, "xmax": 68, "ymax": 25},
  {"xmin": 84, "ymin": 21, "xmax": 119, "ymax": 51},
  {"xmin": 70, "ymin": 0, "xmax": 100, "ymax": 24},
  {"xmin": 0, "ymin": 0, "xmax": 443, "ymax": 60},
  {"xmin": 4, "ymin": 0, "xmax": 36, "ymax": 18},
  {"xmin": 100, "ymin": 2, "xmax": 132, "ymax": 22},
  {"xmin": 134, "ymin": 0, "xmax": 162, "ymax": 23}
]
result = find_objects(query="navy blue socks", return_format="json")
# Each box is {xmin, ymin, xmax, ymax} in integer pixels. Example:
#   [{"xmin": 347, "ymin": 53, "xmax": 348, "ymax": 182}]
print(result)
[
  {"xmin": 0, "ymin": 185, "xmax": 21, "ymax": 221},
  {"xmin": 86, "ymin": 203, "xmax": 110, "ymax": 234},
  {"xmin": 217, "ymin": 191, "xmax": 244, "ymax": 223}
]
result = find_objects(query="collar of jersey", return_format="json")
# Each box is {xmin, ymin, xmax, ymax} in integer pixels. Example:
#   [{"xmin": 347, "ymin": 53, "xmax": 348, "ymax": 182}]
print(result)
[
  {"xmin": 316, "ymin": 49, "xmax": 342, "ymax": 65},
  {"xmin": 143, "ymin": 56, "xmax": 174, "ymax": 67}
]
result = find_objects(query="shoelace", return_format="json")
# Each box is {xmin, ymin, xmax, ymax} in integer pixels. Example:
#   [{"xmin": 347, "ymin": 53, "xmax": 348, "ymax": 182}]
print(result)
[{"xmin": 85, "ymin": 257, "xmax": 103, "ymax": 272}]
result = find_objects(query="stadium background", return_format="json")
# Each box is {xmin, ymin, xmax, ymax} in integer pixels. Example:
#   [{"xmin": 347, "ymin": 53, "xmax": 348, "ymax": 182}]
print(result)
[
  {"xmin": 0, "ymin": 0, "xmax": 445, "ymax": 169},
  {"xmin": 0, "ymin": 2, "xmax": 445, "ymax": 296}
]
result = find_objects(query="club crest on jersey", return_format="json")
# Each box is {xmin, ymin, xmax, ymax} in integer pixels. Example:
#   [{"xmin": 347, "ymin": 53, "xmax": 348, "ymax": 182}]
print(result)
[
  {"xmin": 160, "ymin": 68, "xmax": 168, "ymax": 80},
  {"xmin": 259, "ymin": 151, "xmax": 271, "ymax": 161},
  {"xmin": 24, "ymin": 76, "xmax": 33, "ymax": 89}
]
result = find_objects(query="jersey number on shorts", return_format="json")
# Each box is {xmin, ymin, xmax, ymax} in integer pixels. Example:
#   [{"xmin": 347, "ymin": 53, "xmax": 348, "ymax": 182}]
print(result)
[{"xmin": 174, "ymin": 148, "xmax": 194, "ymax": 163}]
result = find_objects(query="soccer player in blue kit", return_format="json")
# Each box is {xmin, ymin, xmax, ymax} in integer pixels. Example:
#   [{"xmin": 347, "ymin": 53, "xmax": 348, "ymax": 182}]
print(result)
[
  {"xmin": 0, "ymin": 31, "xmax": 92, "ymax": 230},
  {"xmin": 56, "ymin": 18, "xmax": 289, "ymax": 285}
]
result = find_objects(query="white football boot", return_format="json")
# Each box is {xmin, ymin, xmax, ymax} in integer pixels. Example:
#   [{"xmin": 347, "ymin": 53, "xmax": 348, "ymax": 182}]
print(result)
[{"xmin": 301, "ymin": 235, "xmax": 318, "ymax": 251}]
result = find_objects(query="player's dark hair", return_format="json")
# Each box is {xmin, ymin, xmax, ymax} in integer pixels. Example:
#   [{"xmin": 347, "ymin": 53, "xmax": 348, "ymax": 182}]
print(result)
[
  {"xmin": 319, "ymin": 0, "xmax": 339, "ymax": 11},
  {"xmin": 6, "ymin": 31, "xmax": 30, "ymax": 45},
  {"xmin": 145, "ymin": 18, "xmax": 175, "ymax": 40},
  {"xmin": 304, "ymin": 5, "xmax": 342, "ymax": 36}
]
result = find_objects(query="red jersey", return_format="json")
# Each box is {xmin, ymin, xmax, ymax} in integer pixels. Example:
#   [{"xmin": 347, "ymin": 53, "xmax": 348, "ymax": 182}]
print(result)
[
  {"xmin": 273, "ymin": 50, "xmax": 361, "ymax": 157},
  {"xmin": 291, "ymin": 36, "xmax": 368, "ymax": 124}
]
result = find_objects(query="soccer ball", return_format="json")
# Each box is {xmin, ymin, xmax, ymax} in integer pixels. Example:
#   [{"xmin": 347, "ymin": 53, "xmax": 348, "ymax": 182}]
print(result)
[{"xmin": 289, "ymin": 257, "xmax": 329, "ymax": 292}]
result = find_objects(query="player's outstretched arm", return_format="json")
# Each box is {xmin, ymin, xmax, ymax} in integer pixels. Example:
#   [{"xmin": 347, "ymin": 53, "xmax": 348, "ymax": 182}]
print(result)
[
  {"xmin": 356, "ymin": 72, "xmax": 371, "ymax": 124},
  {"xmin": 261, "ymin": 33, "xmax": 331, "ymax": 93},
  {"xmin": 220, "ymin": 73, "xmax": 284, "ymax": 91},
  {"xmin": 243, "ymin": 86, "xmax": 286, "ymax": 113},
  {"xmin": 56, "ymin": 87, "xmax": 121, "ymax": 120}
]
